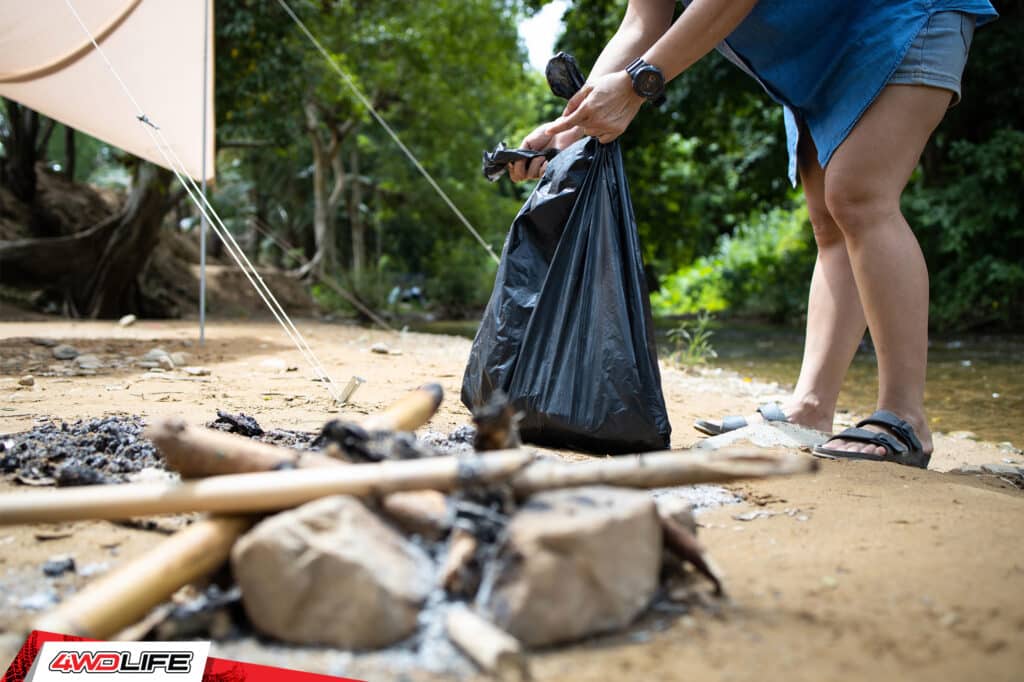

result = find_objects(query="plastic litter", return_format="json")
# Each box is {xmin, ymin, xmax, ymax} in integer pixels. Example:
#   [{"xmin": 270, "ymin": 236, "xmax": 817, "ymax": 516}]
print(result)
[{"xmin": 462, "ymin": 53, "xmax": 671, "ymax": 454}]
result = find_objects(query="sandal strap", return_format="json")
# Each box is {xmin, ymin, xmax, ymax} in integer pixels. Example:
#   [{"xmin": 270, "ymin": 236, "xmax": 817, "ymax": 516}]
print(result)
[
  {"xmin": 826, "ymin": 427, "xmax": 909, "ymax": 455},
  {"xmin": 856, "ymin": 410, "xmax": 922, "ymax": 452},
  {"xmin": 757, "ymin": 403, "xmax": 787, "ymax": 422},
  {"xmin": 721, "ymin": 415, "xmax": 748, "ymax": 432}
]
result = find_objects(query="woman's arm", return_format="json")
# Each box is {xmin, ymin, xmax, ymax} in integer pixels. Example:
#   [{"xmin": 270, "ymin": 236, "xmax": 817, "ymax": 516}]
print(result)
[
  {"xmin": 547, "ymin": 0, "xmax": 758, "ymax": 143},
  {"xmin": 509, "ymin": 0, "xmax": 674, "ymax": 181}
]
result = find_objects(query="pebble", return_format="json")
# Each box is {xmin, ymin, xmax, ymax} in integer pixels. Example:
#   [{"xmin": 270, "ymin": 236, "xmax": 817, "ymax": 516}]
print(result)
[
  {"xmin": 18, "ymin": 375, "xmax": 34, "ymax": 387},
  {"xmin": 42, "ymin": 555, "xmax": 76, "ymax": 577},
  {"xmin": 75, "ymin": 354, "xmax": 102, "ymax": 370},
  {"xmin": 157, "ymin": 355, "xmax": 175, "ymax": 371},
  {"xmin": 19, "ymin": 592, "xmax": 58, "ymax": 611},
  {"xmin": 118, "ymin": 314, "xmax": 137, "ymax": 327},
  {"xmin": 182, "ymin": 366, "xmax": 211, "ymax": 376},
  {"xmin": 29, "ymin": 337, "xmax": 58, "ymax": 348},
  {"xmin": 370, "ymin": 342, "xmax": 390, "ymax": 354},
  {"xmin": 981, "ymin": 463, "xmax": 1024, "ymax": 477},
  {"xmin": 51, "ymin": 344, "xmax": 80, "ymax": 360}
]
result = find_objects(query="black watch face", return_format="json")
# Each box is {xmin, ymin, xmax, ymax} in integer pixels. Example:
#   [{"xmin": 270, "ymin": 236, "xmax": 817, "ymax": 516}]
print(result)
[{"xmin": 635, "ymin": 68, "xmax": 664, "ymax": 98}]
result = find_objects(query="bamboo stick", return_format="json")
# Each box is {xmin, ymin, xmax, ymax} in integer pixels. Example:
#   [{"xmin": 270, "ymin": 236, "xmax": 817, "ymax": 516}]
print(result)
[
  {"xmin": 148, "ymin": 383, "xmax": 445, "ymax": 478},
  {"xmin": 509, "ymin": 449, "xmax": 816, "ymax": 496},
  {"xmin": 0, "ymin": 451, "xmax": 533, "ymax": 525},
  {"xmin": 33, "ymin": 516, "xmax": 252, "ymax": 638},
  {"xmin": 446, "ymin": 606, "xmax": 530, "ymax": 681}
]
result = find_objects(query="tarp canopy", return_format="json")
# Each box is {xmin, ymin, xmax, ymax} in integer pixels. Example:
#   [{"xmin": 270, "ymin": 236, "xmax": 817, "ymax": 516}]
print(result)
[{"xmin": 0, "ymin": 0, "xmax": 214, "ymax": 181}]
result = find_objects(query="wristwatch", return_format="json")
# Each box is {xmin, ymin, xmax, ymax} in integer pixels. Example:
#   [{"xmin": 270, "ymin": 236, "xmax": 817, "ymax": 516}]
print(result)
[{"xmin": 625, "ymin": 58, "xmax": 666, "ymax": 106}]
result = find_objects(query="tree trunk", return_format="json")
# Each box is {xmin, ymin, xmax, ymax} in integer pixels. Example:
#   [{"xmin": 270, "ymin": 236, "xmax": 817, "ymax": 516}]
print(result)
[
  {"xmin": 79, "ymin": 162, "xmax": 173, "ymax": 317},
  {"xmin": 1, "ymin": 99, "xmax": 40, "ymax": 204},
  {"xmin": 0, "ymin": 162, "xmax": 173, "ymax": 318},
  {"xmin": 348, "ymin": 147, "xmax": 366, "ymax": 277}
]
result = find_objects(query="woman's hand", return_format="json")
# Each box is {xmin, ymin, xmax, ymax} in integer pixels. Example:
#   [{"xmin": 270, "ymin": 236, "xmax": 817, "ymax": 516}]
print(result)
[
  {"xmin": 508, "ymin": 123, "xmax": 585, "ymax": 182},
  {"xmin": 546, "ymin": 71, "xmax": 644, "ymax": 144}
]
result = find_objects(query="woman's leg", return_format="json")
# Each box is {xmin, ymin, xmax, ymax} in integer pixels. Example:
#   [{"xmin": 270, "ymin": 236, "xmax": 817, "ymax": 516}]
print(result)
[
  {"xmin": 784, "ymin": 131, "xmax": 867, "ymax": 432},
  {"xmin": 821, "ymin": 84, "xmax": 953, "ymax": 456},
  {"xmin": 702, "ymin": 129, "xmax": 866, "ymax": 433}
]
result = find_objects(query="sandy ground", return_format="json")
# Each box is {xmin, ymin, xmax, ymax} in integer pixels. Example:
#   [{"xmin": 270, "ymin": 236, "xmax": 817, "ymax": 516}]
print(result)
[{"xmin": 0, "ymin": 318, "xmax": 1021, "ymax": 681}]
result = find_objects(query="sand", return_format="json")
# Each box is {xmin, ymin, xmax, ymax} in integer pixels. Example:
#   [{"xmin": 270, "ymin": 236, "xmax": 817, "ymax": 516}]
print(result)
[{"xmin": 0, "ymin": 318, "xmax": 1021, "ymax": 681}]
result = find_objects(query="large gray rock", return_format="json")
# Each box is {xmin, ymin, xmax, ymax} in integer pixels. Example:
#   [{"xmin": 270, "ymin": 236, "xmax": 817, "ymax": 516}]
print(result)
[
  {"xmin": 478, "ymin": 486, "xmax": 661, "ymax": 647},
  {"xmin": 231, "ymin": 495, "xmax": 433, "ymax": 649}
]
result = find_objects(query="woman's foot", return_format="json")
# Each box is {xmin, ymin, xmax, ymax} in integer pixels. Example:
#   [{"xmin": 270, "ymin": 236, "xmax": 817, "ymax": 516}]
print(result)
[
  {"xmin": 818, "ymin": 408, "xmax": 933, "ymax": 459},
  {"xmin": 694, "ymin": 396, "xmax": 834, "ymax": 436}
]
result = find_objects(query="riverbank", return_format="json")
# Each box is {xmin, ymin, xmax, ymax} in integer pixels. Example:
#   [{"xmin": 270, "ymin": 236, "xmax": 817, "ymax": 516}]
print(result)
[{"xmin": 1, "ymin": 318, "xmax": 1021, "ymax": 681}]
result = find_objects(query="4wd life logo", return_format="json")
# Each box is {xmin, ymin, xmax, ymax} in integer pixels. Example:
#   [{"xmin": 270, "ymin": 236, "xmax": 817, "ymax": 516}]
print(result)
[{"xmin": 28, "ymin": 642, "xmax": 209, "ymax": 681}]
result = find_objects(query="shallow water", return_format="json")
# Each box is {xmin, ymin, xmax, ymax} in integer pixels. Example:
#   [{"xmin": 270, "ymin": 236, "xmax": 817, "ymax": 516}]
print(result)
[{"xmin": 410, "ymin": 319, "xmax": 1024, "ymax": 446}]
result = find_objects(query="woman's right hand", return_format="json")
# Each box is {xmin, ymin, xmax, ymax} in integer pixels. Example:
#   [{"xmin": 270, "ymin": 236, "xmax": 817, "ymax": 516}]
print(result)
[{"xmin": 508, "ymin": 122, "xmax": 584, "ymax": 182}]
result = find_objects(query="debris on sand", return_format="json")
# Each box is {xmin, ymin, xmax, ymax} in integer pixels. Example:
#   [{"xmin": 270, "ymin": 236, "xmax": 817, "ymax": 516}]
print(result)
[
  {"xmin": 209, "ymin": 411, "xmax": 264, "ymax": 438},
  {"xmin": 51, "ymin": 344, "xmax": 79, "ymax": 360},
  {"xmin": 1, "ymin": 416, "xmax": 162, "ymax": 485},
  {"xmin": 42, "ymin": 555, "xmax": 76, "ymax": 577}
]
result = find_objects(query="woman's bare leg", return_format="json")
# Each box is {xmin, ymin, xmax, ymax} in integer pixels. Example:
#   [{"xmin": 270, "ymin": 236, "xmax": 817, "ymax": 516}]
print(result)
[{"xmin": 820, "ymin": 84, "xmax": 952, "ymax": 456}]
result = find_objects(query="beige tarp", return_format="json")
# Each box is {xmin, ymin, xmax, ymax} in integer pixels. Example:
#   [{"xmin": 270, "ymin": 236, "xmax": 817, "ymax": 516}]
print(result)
[{"xmin": 0, "ymin": 0, "xmax": 214, "ymax": 181}]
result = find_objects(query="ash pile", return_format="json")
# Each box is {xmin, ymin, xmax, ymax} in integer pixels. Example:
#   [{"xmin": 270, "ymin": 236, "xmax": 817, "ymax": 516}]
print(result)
[{"xmin": 2, "ymin": 384, "xmax": 815, "ymax": 679}]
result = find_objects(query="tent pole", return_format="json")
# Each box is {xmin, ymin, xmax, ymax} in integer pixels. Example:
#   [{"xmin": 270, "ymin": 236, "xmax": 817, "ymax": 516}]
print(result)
[{"xmin": 198, "ymin": 0, "xmax": 210, "ymax": 346}]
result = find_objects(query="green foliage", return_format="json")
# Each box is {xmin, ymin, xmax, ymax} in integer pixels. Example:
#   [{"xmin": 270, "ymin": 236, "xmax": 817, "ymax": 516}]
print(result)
[
  {"xmin": 653, "ymin": 205, "xmax": 815, "ymax": 322},
  {"xmin": 666, "ymin": 310, "xmax": 718, "ymax": 368},
  {"xmin": 904, "ymin": 128, "xmax": 1024, "ymax": 329}
]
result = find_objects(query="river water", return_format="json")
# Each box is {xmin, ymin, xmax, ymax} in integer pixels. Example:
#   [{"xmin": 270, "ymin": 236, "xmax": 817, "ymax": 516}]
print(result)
[{"xmin": 412, "ymin": 319, "xmax": 1024, "ymax": 446}]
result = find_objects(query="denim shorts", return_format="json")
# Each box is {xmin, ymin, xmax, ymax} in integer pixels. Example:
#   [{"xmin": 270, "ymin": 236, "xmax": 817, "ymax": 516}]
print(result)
[{"xmin": 889, "ymin": 11, "xmax": 976, "ymax": 105}]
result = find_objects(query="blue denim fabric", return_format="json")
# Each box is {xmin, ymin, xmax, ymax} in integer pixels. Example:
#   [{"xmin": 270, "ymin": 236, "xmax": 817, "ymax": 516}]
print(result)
[{"xmin": 686, "ymin": 0, "xmax": 998, "ymax": 185}]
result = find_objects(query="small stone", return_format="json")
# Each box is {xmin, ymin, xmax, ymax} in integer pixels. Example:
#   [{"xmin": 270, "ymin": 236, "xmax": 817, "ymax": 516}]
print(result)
[
  {"xmin": 74, "ymin": 354, "xmax": 102, "ymax": 370},
  {"xmin": 998, "ymin": 442, "xmax": 1022, "ymax": 455},
  {"xmin": 118, "ymin": 314, "xmax": 137, "ymax": 327},
  {"xmin": 170, "ymin": 352, "xmax": 189, "ymax": 366},
  {"xmin": 51, "ymin": 344, "xmax": 79, "ymax": 360},
  {"xmin": 142, "ymin": 347, "xmax": 170, "ymax": 362},
  {"xmin": 19, "ymin": 592, "xmax": 58, "ymax": 611},
  {"xmin": 42, "ymin": 555, "xmax": 76, "ymax": 577},
  {"xmin": 479, "ymin": 486, "xmax": 662, "ymax": 647},
  {"xmin": 30, "ymin": 337, "xmax": 58, "ymax": 347},
  {"xmin": 370, "ymin": 342, "xmax": 390, "ymax": 354},
  {"xmin": 182, "ymin": 366, "xmax": 211, "ymax": 376},
  {"xmin": 18, "ymin": 375, "xmax": 35, "ymax": 387},
  {"xmin": 232, "ymin": 496, "xmax": 432, "ymax": 649},
  {"xmin": 981, "ymin": 463, "xmax": 1024, "ymax": 477},
  {"xmin": 158, "ymin": 355, "xmax": 175, "ymax": 370}
]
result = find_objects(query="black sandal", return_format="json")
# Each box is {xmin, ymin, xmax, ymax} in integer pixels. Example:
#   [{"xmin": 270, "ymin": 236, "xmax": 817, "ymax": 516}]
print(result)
[
  {"xmin": 812, "ymin": 409, "xmax": 931, "ymax": 469},
  {"xmin": 694, "ymin": 403, "xmax": 788, "ymax": 436}
]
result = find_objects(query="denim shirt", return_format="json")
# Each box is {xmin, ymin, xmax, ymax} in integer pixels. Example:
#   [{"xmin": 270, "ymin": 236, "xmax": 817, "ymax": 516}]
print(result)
[{"xmin": 682, "ymin": 0, "xmax": 999, "ymax": 185}]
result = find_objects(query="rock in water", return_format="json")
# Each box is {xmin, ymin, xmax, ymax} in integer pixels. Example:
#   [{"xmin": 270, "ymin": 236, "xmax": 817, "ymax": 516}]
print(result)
[
  {"xmin": 478, "ymin": 486, "xmax": 662, "ymax": 647},
  {"xmin": 232, "ymin": 496, "xmax": 433, "ymax": 649}
]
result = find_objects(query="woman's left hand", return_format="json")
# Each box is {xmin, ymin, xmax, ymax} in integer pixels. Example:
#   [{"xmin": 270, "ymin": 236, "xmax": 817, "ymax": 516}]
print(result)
[{"xmin": 545, "ymin": 71, "xmax": 645, "ymax": 144}]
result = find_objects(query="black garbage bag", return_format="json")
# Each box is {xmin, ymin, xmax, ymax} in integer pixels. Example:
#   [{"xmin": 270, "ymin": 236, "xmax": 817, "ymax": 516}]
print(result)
[{"xmin": 461, "ymin": 53, "xmax": 671, "ymax": 454}]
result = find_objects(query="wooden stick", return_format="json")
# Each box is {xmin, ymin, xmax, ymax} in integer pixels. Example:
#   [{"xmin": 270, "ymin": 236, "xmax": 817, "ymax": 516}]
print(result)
[
  {"xmin": 361, "ymin": 383, "xmax": 444, "ymax": 433},
  {"xmin": 0, "ymin": 450, "xmax": 533, "ymax": 525},
  {"xmin": 510, "ymin": 449, "xmax": 816, "ymax": 496},
  {"xmin": 33, "ymin": 516, "xmax": 252, "ymax": 638},
  {"xmin": 660, "ymin": 514, "xmax": 724, "ymax": 594},
  {"xmin": 147, "ymin": 384, "xmax": 445, "ymax": 479},
  {"xmin": 446, "ymin": 606, "xmax": 530, "ymax": 681},
  {"xmin": 439, "ymin": 527, "xmax": 478, "ymax": 593}
]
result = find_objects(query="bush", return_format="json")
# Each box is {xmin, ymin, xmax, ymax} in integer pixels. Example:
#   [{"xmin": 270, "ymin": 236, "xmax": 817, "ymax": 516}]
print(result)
[
  {"xmin": 652, "ymin": 204, "xmax": 815, "ymax": 322},
  {"xmin": 904, "ymin": 128, "xmax": 1024, "ymax": 329}
]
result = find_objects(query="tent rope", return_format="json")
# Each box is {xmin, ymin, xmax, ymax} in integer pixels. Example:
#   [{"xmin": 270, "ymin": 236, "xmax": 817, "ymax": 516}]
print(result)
[
  {"xmin": 61, "ymin": 0, "xmax": 344, "ymax": 403},
  {"xmin": 275, "ymin": 0, "xmax": 501, "ymax": 265}
]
